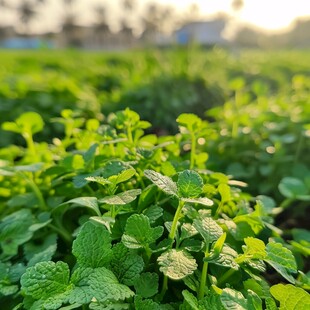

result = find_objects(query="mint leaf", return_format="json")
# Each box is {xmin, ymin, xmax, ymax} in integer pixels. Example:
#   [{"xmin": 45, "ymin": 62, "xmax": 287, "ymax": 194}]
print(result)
[
  {"xmin": 134, "ymin": 272, "xmax": 159, "ymax": 298},
  {"xmin": 278, "ymin": 177, "xmax": 308, "ymax": 199},
  {"xmin": 182, "ymin": 290, "xmax": 199, "ymax": 310},
  {"xmin": 24, "ymin": 234, "xmax": 57, "ymax": 267},
  {"xmin": 85, "ymin": 176, "xmax": 112, "ymax": 186},
  {"xmin": 110, "ymin": 243, "xmax": 144, "ymax": 285},
  {"xmin": 0, "ymin": 209, "xmax": 34, "ymax": 257},
  {"xmin": 62, "ymin": 197, "xmax": 101, "ymax": 216},
  {"xmin": 177, "ymin": 170, "xmax": 203, "ymax": 198},
  {"xmin": 143, "ymin": 205, "xmax": 163, "ymax": 223},
  {"xmin": 72, "ymin": 221, "xmax": 112, "ymax": 268},
  {"xmin": 110, "ymin": 167, "xmax": 136, "ymax": 185},
  {"xmin": 122, "ymin": 214, "xmax": 163, "ymax": 249},
  {"xmin": 265, "ymin": 242, "xmax": 297, "ymax": 283},
  {"xmin": 207, "ymin": 245, "xmax": 239, "ymax": 270},
  {"xmin": 144, "ymin": 169, "xmax": 178, "ymax": 196},
  {"xmin": 193, "ymin": 215, "xmax": 223, "ymax": 245},
  {"xmin": 270, "ymin": 284, "xmax": 310, "ymax": 309},
  {"xmin": 158, "ymin": 249, "xmax": 197, "ymax": 280},
  {"xmin": 99, "ymin": 189, "xmax": 141, "ymax": 205},
  {"xmin": 218, "ymin": 183, "xmax": 231, "ymax": 203},
  {"xmin": 176, "ymin": 113, "xmax": 202, "ymax": 131},
  {"xmin": 181, "ymin": 197, "xmax": 213, "ymax": 206},
  {"xmin": 247, "ymin": 290, "xmax": 263, "ymax": 310},
  {"xmin": 88, "ymin": 267, "xmax": 134, "ymax": 302},
  {"xmin": 134, "ymin": 296, "xmax": 161, "ymax": 310},
  {"xmin": 69, "ymin": 267, "xmax": 94, "ymax": 304},
  {"xmin": 220, "ymin": 288, "xmax": 248, "ymax": 310},
  {"xmin": 236, "ymin": 237, "xmax": 266, "ymax": 263},
  {"xmin": 20, "ymin": 261, "xmax": 71, "ymax": 309},
  {"xmin": 199, "ymin": 292, "xmax": 224, "ymax": 310}
]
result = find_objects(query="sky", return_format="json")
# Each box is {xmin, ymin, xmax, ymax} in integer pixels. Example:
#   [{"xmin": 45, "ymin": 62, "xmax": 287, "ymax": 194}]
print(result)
[{"xmin": 1, "ymin": 0, "xmax": 310, "ymax": 34}]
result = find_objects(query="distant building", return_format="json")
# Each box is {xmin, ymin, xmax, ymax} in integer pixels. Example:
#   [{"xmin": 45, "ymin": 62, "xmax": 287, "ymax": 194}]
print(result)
[
  {"xmin": 174, "ymin": 18, "xmax": 228, "ymax": 46},
  {"xmin": 0, "ymin": 37, "xmax": 53, "ymax": 49}
]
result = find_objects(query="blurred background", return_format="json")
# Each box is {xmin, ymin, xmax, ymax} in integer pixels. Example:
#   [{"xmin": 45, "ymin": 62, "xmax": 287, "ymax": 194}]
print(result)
[{"xmin": 0, "ymin": 0, "xmax": 309, "ymax": 49}]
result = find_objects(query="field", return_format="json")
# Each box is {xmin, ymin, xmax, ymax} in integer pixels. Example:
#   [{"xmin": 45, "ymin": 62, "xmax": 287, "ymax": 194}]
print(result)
[{"xmin": 0, "ymin": 47, "xmax": 309, "ymax": 309}]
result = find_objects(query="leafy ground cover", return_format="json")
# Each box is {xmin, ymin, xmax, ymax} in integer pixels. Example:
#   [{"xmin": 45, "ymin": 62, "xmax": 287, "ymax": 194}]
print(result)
[{"xmin": 0, "ymin": 48, "xmax": 309, "ymax": 309}]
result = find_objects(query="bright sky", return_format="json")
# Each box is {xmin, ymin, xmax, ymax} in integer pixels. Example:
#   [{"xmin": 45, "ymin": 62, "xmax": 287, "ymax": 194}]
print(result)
[{"xmin": 1, "ymin": 0, "xmax": 310, "ymax": 34}]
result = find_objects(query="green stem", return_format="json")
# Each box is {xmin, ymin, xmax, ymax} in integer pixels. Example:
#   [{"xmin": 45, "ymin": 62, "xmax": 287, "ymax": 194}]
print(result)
[
  {"xmin": 20, "ymin": 172, "xmax": 48, "ymax": 211},
  {"xmin": 48, "ymin": 223, "xmax": 72, "ymax": 243},
  {"xmin": 110, "ymin": 204, "xmax": 117, "ymax": 218},
  {"xmin": 23, "ymin": 133, "xmax": 36, "ymax": 158},
  {"xmin": 190, "ymin": 132, "xmax": 196, "ymax": 169},
  {"xmin": 294, "ymin": 132, "xmax": 304, "ymax": 165},
  {"xmin": 198, "ymin": 244, "xmax": 210, "ymax": 299},
  {"xmin": 217, "ymin": 268, "xmax": 236, "ymax": 287},
  {"xmin": 159, "ymin": 275, "xmax": 168, "ymax": 301},
  {"xmin": 278, "ymin": 198, "xmax": 294, "ymax": 210},
  {"xmin": 169, "ymin": 200, "xmax": 185, "ymax": 240},
  {"xmin": 215, "ymin": 201, "xmax": 224, "ymax": 219}
]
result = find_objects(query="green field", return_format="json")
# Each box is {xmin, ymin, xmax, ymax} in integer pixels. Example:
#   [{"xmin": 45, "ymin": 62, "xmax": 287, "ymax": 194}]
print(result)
[{"xmin": 0, "ymin": 48, "xmax": 310, "ymax": 309}]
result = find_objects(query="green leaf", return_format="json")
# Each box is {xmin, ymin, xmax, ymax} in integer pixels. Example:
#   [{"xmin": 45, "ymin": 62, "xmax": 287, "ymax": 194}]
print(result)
[
  {"xmin": 134, "ymin": 296, "xmax": 161, "ymax": 310},
  {"xmin": 177, "ymin": 170, "xmax": 204, "ymax": 198},
  {"xmin": 88, "ymin": 267, "xmax": 134, "ymax": 302},
  {"xmin": 199, "ymin": 292, "xmax": 224, "ymax": 310},
  {"xmin": 237, "ymin": 237, "xmax": 266, "ymax": 263},
  {"xmin": 0, "ymin": 209, "xmax": 34, "ymax": 257},
  {"xmin": 181, "ymin": 197, "xmax": 213, "ymax": 206},
  {"xmin": 24, "ymin": 234, "xmax": 57, "ymax": 267},
  {"xmin": 134, "ymin": 272, "xmax": 159, "ymax": 298},
  {"xmin": 143, "ymin": 205, "xmax": 163, "ymax": 224},
  {"xmin": 122, "ymin": 214, "xmax": 163, "ymax": 249},
  {"xmin": 182, "ymin": 290, "xmax": 199, "ymax": 310},
  {"xmin": 207, "ymin": 245, "xmax": 239, "ymax": 270},
  {"xmin": 157, "ymin": 249, "xmax": 197, "ymax": 280},
  {"xmin": 85, "ymin": 176, "xmax": 112, "ymax": 186},
  {"xmin": 110, "ymin": 167, "xmax": 136, "ymax": 185},
  {"xmin": 218, "ymin": 183, "xmax": 231, "ymax": 203},
  {"xmin": 2, "ymin": 112, "xmax": 44, "ymax": 135},
  {"xmin": 110, "ymin": 243, "xmax": 144, "ymax": 286},
  {"xmin": 265, "ymin": 242, "xmax": 297, "ymax": 283},
  {"xmin": 193, "ymin": 215, "xmax": 223, "ymax": 245},
  {"xmin": 212, "ymin": 232, "xmax": 227, "ymax": 256},
  {"xmin": 278, "ymin": 177, "xmax": 308, "ymax": 199},
  {"xmin": 246, "ymin": 290, "xmax": 262, "ymax": 310},
  {"xmin": 220, "ymin": 288, "xmax": 248, "ymax": 310},
  {"xmin": 176, "ymin": 113, "xmax": 202, "ymax": 132},
  {"xmin": 270, "ymin": 284, "xmax": 310, "ymax": 310},
  {"xmin": 99, "ymin": 189, "xmax": 141, "ymax": 205},
  {"xmin": 61, "ymin": 197, "xmax": 101, "ymax": 216},
  {"xmin": 14, "ymin": 163, "xmax": 44, "ymax": 172},
  {"xmin": 20, "ymin": 261, "xmax": 72, "ymax": 308},
  {"xmin": 72, "ymin": 221, "xmax": 112, "ymax": 268},
  {"xmin": 69, "ymin": 267, "xmax": 94, "ymax": 304},
  {"xmin": 144, "ymin": 169, "xmax": 178, "ymax": 196}
]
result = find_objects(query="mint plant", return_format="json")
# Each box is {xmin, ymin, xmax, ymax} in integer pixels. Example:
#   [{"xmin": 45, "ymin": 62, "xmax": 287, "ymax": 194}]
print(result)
[{"xmin": 0, "ymin": 47, "xmax": 310, "ymax": 309}]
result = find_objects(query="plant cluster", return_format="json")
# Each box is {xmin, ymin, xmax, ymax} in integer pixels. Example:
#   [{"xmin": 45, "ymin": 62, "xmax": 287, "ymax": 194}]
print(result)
[{"xmin": 0, "ymin": 109, "xmax": 309, "ymax": 309}]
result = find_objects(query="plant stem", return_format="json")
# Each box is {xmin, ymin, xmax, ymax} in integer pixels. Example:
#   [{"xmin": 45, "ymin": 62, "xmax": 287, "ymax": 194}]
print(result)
[
  {"xmin": 48, "ymin": 223, "xmax": 72, "ymax": 243},
  {"xmin": 217, "ymin": 268, "xmax": 236, "ymax": 287},
  {"xmin": 198, "ymin": 244, "xmax": 210, "ymax": 299},
  {"xmin": 190, "ymin": 132, "xmax": 196, "ymax": 169},
  {"xmin": 294, "ymin": 132, "xmax": 304, "ymax": 165},
  {"xmin": 23, "ymin": 133, "xmax": 36, "ymax": 158},
  {"xmin": 169, "ymin": 200, "xmax": 185, "ymax": 240},
  {"xmin": 159, "ymin": 200, "xmax": 185, "ymax": 301},
  {"xmin": 20, "ymin": 172, "xmax": 48, "ymax": 211},
  {"xmin": 159, "ymin": 275, "xmax": 168, "ymax": 301}
]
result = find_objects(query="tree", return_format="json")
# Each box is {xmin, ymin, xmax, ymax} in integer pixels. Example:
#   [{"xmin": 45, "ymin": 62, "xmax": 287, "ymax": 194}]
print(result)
[
  {"xmin": 231, "ymin": 0, "xmax": 244, "ymax": 12},
  {"xmin": 18, "ymin": 1, "xmax": 37, "ymax": 33}
]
